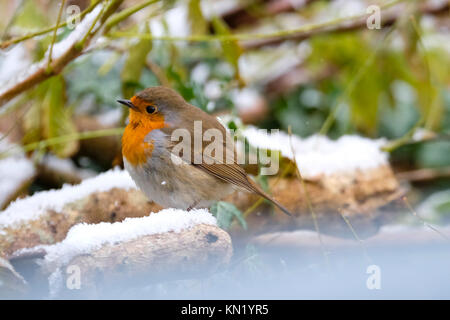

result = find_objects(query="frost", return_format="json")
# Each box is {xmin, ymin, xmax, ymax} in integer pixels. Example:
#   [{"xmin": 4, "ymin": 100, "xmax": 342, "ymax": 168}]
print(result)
[
  {"xmin": 40, "ymin": 154, "xmax": 96, "ymax": 180},
  {"xmin": 0, "ymin": 44, "xmax": 31, "ymax": 87},
  {"xmin": 204, "ymin": 80, "xmax": 223, "ymax": 100},
  {"xmin": 30, "ymin": 209, "xmax": 217, "ymax": 294},
  {"xmin": 243, "ymin": 127, "xmax": 389, "ymax": 179},
  {"xmin": 231, "ymin": 88, "xmax": 262, "ymax": 111},
  {"xmin": 48, "ymin": 268, "xmax": 63, "ymax": 298},
  {"xmin": 38, "ymin": 208, "xmax": 216, "ymax": 268},
  {"xmin": 150, "ymin": 5, "xmax": 190, "ymax": 38},
  {"xmin": 0, "ymin": 5, "xmax": 103, "ymax": 99},
  {"xmin": 191, "ymin": 63, "xmax": 210, "ymax": 84},
  {"xmin": 0, "ymin": 168, "xmax": 136, "ymax": 228},
  {"xmin": 46, "ymin": 5, "xmax": 103, "ymax": 60},
  {"xmin": 0, "ymin": 139, "xmax": 35, "ymax": 208},
  {"xmin": 96, "ymin": 108, "xmax": 123, "ymax": 127},
  {"xmin": 201, "ymin": 0, "xmax": 241, "ymax": 19},
  {"xmin": 239, "ymin": 42, "xmax": 310, "ymax": 84}
]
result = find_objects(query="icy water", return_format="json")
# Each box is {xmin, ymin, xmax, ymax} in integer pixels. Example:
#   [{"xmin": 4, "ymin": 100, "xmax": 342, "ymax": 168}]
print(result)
[{"xmin": 12, "ymin": 242, "xmax": 450, "ymax": 299}]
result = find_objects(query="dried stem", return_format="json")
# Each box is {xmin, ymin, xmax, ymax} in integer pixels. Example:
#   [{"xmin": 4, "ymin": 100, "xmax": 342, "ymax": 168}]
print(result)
[
  {"xmin": 0, "ymin": 0, "xmax": 125, "ymax": 108},
  {"xmin": 47, "ymin": 0, "xmax": 67, "ymax": 73},
  {"xmin": 0, "ymin": 0, "xmax": 102, "ymax": 49},
  {"xmin": 287, "ymin": 126, "xmax": 330, "ymax": 267}
]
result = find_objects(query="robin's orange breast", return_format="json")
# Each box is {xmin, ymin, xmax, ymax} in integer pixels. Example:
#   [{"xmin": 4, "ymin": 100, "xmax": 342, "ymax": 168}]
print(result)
[{"xmin": 122, "ymin": 113, "xmax": 166, "ymax": 166}]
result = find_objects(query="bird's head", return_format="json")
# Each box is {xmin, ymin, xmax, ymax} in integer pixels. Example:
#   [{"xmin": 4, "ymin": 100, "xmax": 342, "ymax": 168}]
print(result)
[{"xmin": 117, "ymin": 86, "xmax": 186, "ymax": 130}]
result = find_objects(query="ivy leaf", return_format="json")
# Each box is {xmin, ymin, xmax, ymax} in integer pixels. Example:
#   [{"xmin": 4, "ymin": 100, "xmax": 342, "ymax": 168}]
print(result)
[
  {"xmin": 210, "ymin": 201, "xmax": 247, "ymax": 230},
  {"xmin": 211, "ymin": 17, "xmax": 244, "ymax": 85},
  {"xmin": 23, "ymin": 76, "xmax": 78, "ymax": 158},
  {"xmin": 188, "ymin": 0, "xmax": 207, "ymax": 35},
  {"xmin": 121, "ymin": 24, "xmax": 153, "ymax": 99},
  {"xmin": 14, "ymin": 0, "xmax": 48, "ymax": 30}
]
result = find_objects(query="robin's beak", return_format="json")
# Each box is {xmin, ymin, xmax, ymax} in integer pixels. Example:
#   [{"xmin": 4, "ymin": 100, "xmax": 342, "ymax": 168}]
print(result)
[{"xmin": 117, "ymin": 99, "xmax": 138, "ymax": 111}]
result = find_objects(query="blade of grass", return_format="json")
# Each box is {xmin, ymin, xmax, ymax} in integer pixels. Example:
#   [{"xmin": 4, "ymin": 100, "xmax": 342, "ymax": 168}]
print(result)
[
  {"xmin": 288, "ymin": 126, "xmax": 330, "ymax": 268},
  {"xmin": 402, "ymin": 196, "xmax": 449, "ymax": 241},
  {"xmin": 47, "ymin": 0, "xmax": 66, "ymax": 74},
  {"xmin": 242, "ymin": 160, "xmax": 294, "ymax": 218},
  {"xmin": 381, "ymin": 15, "xmax": 437, "ymax": 152},
  {"xmin": 108, "ymin": 0, "xmax": 405, "ymax": 43},
  {"xmin": 0, "ymin": 0, "xmax": 102, "ymax": 49},
  {"xmin": 319, "ymin": 25, "xmax": 396, "ymax": 135},
  {"xmin": 104, "ymin": 0, "xmax": 161, "ymax": 31},
  {"xmin": 0, "ymin": 127, "xmax": 124, "ymax": 159},
  {"xmin": 337, "ymin": 208, "xmax": 372, "ymax": 263}
]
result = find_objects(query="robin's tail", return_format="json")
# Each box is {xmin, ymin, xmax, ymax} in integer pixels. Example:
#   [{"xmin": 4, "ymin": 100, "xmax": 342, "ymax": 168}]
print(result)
[{"xmin": 246, "ymin": 177, "xmax": 292, "ymax": 216}]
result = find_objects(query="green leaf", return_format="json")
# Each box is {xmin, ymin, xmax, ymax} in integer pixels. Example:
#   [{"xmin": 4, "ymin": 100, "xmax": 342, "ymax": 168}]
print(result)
[
  {"xmin": 211, "ymin": 17, "xmax": 243, "ymax": 84},
  {"xmin": 23, "ymin": 76, "xmax": 78, "ymax": 157},
  {"xmin": 210, "ymin": 201, "xmax": 247, "ymax": 230},
  {"xmin": 417, "ymin": 190, "xmax": 450, "ymax": 224},
  {"xmin": 121, "ymin": 24, "xmax": 153, "ymax": 98},
  {"xmin": 188, "ymin": 0, "xmax": 207, "ymax": 35},
  {"xmin": 417, "ymin": 141, "xmax": 450, "ymax": 168},
  {"xmin": 45, "ymin": 76, "xmax": 79, "ymax": 157},
  {"xmin": 14, "ymin": 0, "xmax": 48, "ymax": 30}
]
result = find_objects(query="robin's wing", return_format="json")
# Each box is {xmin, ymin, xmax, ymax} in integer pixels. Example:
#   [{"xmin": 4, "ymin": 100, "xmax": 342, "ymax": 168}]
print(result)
[{"xmin": 162, "ymin": 106, "xmax": 291, "ymax": 216}]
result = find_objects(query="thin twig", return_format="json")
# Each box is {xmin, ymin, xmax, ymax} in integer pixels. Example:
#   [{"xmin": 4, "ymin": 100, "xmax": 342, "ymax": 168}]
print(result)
[
  {"xmin": 146, "ymin": 60, "xmax": 170, "ymax": 87},
  {"xmin": 0, "ymin": 127, "xmax": 124, "ymax": 159},
  {"xmin": 318, "ymin": 25, "xmax": 395, "ymax": 135},
  {"xmin": 409, "ymin": 15, "xmax": 438, "ymax": 131},
  {"xmin": 337, "ymin": 208, "xmax": 372, "ymax": 263},
  {"xmin": 47, "ymin": 0, "xmax": 67, "ymax": 73},
  {"xmin": 1, "ymin": 0, "xmax": 24, "ymax": 41},
  {"xmin": 75, "ymin": 0, "xmax": 108, "ymax": 50},
  {"xmin": 381, "ymin": 14, "xmax": 437, "ymax": 153},
  {"xmin": 0, "ymin": 0, "xmax": 102, "ymax": 49},
  {"xmin": 104, "ymin": 0, "xmax": 161, "ymax": 31},
  {"xmin": 287, "ymin": 126, "xmax": 330, "ymax": 267},
  {"xmin": 108, "ymin": 0, "xmax": 405, "ymax": 44},
  {"xmin": 402, "ymin": 196, "xmax": 449, "ymax": 241},
  {"xmin": 0, "ymin": 0, "xmax": 124, "ymax": 108},
  {"xmin": 396, "ymin": 167, "xmax": 450, "ymax": 182},
  {"xmin": 242, "ymin": 160, "xmax": 294, "ymax": 218}
]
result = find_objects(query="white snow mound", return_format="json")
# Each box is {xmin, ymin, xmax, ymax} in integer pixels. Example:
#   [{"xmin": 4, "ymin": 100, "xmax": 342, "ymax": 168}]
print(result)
[
  {"xmin": 242, "ymin": 126, "xmax": 388, "ymax": 179},
  {"xmin": 40, "ymin": 208, "xmax": 216, "ymax": 267},
  {"xmin": 0, "ymin": 168, "xmax": 136, "ymax": 228}
]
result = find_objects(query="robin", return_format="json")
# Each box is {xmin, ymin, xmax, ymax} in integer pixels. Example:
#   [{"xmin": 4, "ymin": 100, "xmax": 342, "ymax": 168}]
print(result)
[{"xmin": 117, "ymin": 86, "xmax": 291, "ymax": 216}]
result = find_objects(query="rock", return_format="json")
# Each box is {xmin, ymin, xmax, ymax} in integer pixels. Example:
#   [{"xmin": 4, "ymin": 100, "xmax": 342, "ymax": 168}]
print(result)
[{"xmin": 43, "ymin": 224, "xmax": 232, "ymax": 297}]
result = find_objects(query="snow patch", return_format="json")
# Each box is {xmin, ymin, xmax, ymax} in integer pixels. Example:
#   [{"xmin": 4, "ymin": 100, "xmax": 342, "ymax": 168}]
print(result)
[
  {"xmin": 0, "ymin": 44, "xmax": 31, "ymax": 86},
  {"xmin": 0, "ymin": 139, "xmax": 35, "ymax": 208},
  {"xmin": 46, "ymin": 5, "xmax": 103, "ymax": 60},
  {"xmin": 150, "ymin": 5, "xmax": 190, "ymax": 38},
  {"xmin": 242, "ymin": 127, "xmax": 388, "ymax": 178},
  {"xmin": 30, "ymin": 208, "xmax": 216, "ymax": 295},
  {"xmin": 95, "ymin": 108, "xmax": 123, "ymax": 127},
  {"xmin": 0, "ymin": 168, "xmax": 136, "ymax": 228},
  {"xmin": 39, "ymin": 208, "xmax": 216, "ymax": 268},
  {"xmin": 0, "ymin": 5, "xmax": 103, "ymax": 99},
  {"xmin": 232, "ymin": 88, "xmax": 263, "ymax": 112},
  {"xmin": 40, "ymin": 154, "xmax": 96, "ymax": 180}
]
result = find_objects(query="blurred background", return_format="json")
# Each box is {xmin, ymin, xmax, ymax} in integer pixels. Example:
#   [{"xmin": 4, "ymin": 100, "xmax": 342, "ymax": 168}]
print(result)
[{"xmin": 0, "ymin": 0, "xmax": 450, "ymax": 299}]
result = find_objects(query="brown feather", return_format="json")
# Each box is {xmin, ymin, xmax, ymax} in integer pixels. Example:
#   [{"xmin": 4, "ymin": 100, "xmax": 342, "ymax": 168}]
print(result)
[{"xmin": 162, "ymin": 102, "xmax": 292, "ymax": 216}]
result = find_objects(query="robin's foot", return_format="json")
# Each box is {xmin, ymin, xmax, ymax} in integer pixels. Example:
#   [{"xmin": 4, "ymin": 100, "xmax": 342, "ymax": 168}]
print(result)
[{"xmin": 187, "ymin": 201, "xmax": 199, "ymax": 212}]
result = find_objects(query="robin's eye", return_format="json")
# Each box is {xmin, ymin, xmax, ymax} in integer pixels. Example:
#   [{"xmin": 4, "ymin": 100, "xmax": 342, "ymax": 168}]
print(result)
[{"xmin": 146, "ymin": 105, "xmax": 157, "ymax": 114}]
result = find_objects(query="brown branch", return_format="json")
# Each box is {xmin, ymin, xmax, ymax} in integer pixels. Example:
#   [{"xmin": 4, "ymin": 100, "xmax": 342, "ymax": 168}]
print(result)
[
  {"xmin": 396, "ymin": 167, "xmax": 450, "ymax": 182},
  {"xmin": 0, "ymin": 0, "xmax": 124, "ymax": 108},
  {"xmin": 146, "ymin": 60, "xmax": 170, "ymax": 87},
  {"xmin": 242, "ymin": 0, "xmax": 450, "ymax": 49}
]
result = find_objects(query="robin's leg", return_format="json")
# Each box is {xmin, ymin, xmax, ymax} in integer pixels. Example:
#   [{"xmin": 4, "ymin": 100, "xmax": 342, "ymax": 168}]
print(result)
[{"xmin": 187, "ymin": 200, "xmax": 199, "ymax": 212}]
